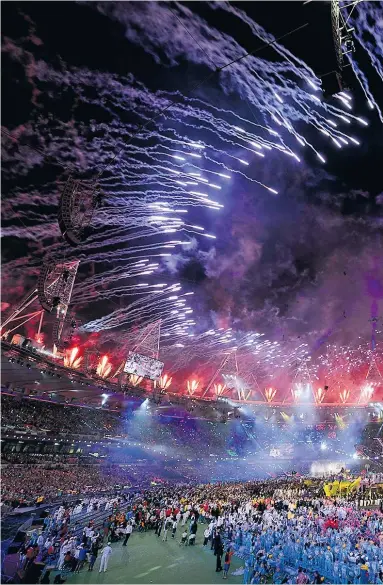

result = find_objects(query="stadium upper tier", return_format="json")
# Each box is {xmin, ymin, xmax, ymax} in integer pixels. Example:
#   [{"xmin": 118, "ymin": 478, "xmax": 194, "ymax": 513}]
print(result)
[{"xmin": 2, "ymin": 393, "xmax": 382, "ymax": 468}]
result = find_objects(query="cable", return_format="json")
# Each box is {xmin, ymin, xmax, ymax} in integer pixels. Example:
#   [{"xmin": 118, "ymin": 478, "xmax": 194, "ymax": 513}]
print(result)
[
  {"xmin": 217, "ymin": 23, "xmax": 309, "ymax": 72},
  {"xmin": 96, "ymin": 21, "xmax": 309, "ymax": 179}
]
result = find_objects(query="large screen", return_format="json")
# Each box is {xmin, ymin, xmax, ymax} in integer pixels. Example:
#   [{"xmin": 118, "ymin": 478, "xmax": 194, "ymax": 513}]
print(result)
[{"xmin": 123, "ymin": 352, "xmax": 164, "ymax": 381}]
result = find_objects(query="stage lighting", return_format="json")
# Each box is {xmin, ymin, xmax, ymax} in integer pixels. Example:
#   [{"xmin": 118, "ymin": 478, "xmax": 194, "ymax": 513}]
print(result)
[{"xmin": 320, "ymin": 442, "xmax": 327, "ymax": 451}]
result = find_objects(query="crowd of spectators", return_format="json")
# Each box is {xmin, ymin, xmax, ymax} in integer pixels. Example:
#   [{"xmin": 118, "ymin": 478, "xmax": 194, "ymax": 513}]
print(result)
[
  {"xmin": 2, "ymin": 395, "xmax": 122, "ymax": 436},
  {"xmin": 1, "ymin": 465, "xmax": 128, "ymax": 505},
  {"xmin": 2, "ymin": 394, "xmax": 382, "ymax": 467},
  {"xmin": 0, "ymin": 463, "xmax": 169, "ymax": 506},
  {"xmin": 1, "ymin": 453, "xmax": 97, "ymax": 465}
]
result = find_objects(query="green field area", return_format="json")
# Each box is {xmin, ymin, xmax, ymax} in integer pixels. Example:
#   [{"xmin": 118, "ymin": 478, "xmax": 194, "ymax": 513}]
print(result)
[{"xmin": 69, "ymin": 531, "xmax": 244, "ymax": 584}]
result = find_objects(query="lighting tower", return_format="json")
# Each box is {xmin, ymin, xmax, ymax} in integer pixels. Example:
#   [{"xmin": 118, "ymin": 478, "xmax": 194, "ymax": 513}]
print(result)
[
  {"xmin": 37, "ymin": 260, "xmax": 79, "ymax": 315},
  {"xmin": 203, "ymin": 350, "xmax": 254, "ymax": 401},
  {"xmin": 289, "ymin": 359, "xmax": 314, "ymax": 403},
  {"xmin": 1, "ymin": 260, "xmax": 79, "ymax": 345},
  {"xmin": 361, "ymin": 313, "xmax": 383, "ymax": 402},
  {"xmin": 365, "ymin": 354, "xmax": 383, "ymax": 388},
  {"xmin": 114, "ymin": 320, "xmax": 162, "ymax": 390},
  {"xmin": 322, "ymin": 0, "xmax": 360, "ymax": 96},
  {"xmin": 131, "ymin": 320, "xmax": 162, "ymax": 359},
  {"xmin": 332, "ymin": 0, "xmax": 360, "ymax": 67}
]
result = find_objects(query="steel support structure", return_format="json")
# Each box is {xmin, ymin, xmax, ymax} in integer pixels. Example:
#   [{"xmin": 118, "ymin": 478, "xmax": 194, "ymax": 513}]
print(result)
[
  {"xmin": 2, "ymin": 260, "xmax": 79, "ymax": 345},
  {"xmin": 1, "ymin": 289, "xmax": 39, "ymax": 332},
  {"xmin": 288, "ymin": 360, "xmax": 314, "ymax": 404},
  {"xmin": 203, "ymin": 350, "xmax": 255, "ymax": 401},
  {"xmin": 131, "ymin": 320, "xmax": 162, "ymax": 359},
  {"xmin": 37, "ymin": 260, "xmax": 79, "ymax": 315},
  {"xmin": 331, "ymin": 0, "xmax": 360, "ymax": 69}
]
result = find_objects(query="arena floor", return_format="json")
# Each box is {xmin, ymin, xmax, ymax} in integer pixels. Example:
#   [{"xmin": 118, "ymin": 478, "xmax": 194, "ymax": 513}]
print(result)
[{"xmin": 69, "ymin": 531, "xmax": 244, "ymax": 584}]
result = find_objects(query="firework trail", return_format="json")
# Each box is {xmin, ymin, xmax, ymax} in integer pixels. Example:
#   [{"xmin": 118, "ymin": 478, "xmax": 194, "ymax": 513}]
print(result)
[
  {"xmin": 96, "ymin": 1, "xmax": 375, "ymax": 158},
  {"xmin": 1, "ymin": 2, "xmax": 381, "ymax": 385}
]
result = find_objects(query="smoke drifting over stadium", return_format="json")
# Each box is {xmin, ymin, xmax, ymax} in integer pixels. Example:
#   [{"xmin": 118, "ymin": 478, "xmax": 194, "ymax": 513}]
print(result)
[{"xmin": 2, "ymin": 1, "xmax": 383, "ymax": 398}]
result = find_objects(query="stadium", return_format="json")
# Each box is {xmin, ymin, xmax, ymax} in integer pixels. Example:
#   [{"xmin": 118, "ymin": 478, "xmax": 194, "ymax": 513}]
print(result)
[{"xmin": 1, "ymin": 1, "xmax": 383, "ymax": 584}]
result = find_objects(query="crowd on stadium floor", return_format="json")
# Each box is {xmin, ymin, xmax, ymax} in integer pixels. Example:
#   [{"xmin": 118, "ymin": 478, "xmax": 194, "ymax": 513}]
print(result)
[
  {"xmin": 9, "ymin": 477, "xmax": 383, "ymax": 584},
  {"xmin": 4, "ymin": 395, "xmax": 383, "ymax": 583}
]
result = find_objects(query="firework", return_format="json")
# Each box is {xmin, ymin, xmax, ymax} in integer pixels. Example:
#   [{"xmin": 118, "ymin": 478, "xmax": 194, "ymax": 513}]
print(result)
[
  {"xmin": 96, "ymin": 355, "xmax": 112, "ymax": 379},
  {"xmin": 63, "ymin": 346, "xmax": 83, "ymax": 369},
  {"xmin": 1, "ymin": 2, "xmax": 381, "ymax": 402},
  {"xmin": 360, "ymin": 383, "xmax": 374, "ymax": 404},
  {"xmin": 186, "ymin": 379, "xmax": 199, "ymax": 396},
  {"xmin": 155, "ymin": 374, "xmax": 172, "ymax": 391},
  {"xmin": 265, "ymin": 388, "xmax": 277, "ymax": 403},
  {"xmin": 314, "ymin": 388, "xmax": 326, "ymax": 405},
  {"xmin": 339, "ymin": 389, "xmax": 351, "ymax": 404},
  {"xmin": 129, "ymin": 374, "xmax": 144, "ymax": 387},
  {"xmin": 214, "ymin": 383, "xmax": 227, "ymax": 397}
]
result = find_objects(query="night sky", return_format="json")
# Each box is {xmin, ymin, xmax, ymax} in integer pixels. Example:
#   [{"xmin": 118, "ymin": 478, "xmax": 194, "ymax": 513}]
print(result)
[{"xmin": 2, "ymin": 1, "xmax": 383, "ymax": 393}]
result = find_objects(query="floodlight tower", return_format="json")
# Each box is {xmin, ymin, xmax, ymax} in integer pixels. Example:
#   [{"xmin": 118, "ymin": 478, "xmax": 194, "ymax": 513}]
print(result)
[
  {"xmin": 131, "ymin": 320, "xmax": 162, "ymax": 359},
  {"xmin": 322, "ymin": 0, "xmax": 360, "ymax": 95},
  {"xmin": 37, "ymin": 260, "xmax": 79, "ymax": 316},
  {"xmin": 364, "ymin": 353, "xmax": 383, "ymax": 388},
  {"xmin": 289, "ymin": 359, "xmax": 314, "ymax": 403},
  {"xmin": 332, "ymin": 0, "xmax": 361, "ymax": 67},
  {"xmin": 360, "ymin": 312, "xmax": 383, "ymax": 402},
  {"xmin": 203, "ymin": 350, "xmax": 238, "ymax": 399},
  {"xmin": 203, "ymin": 350, "xmax": 255, "ymax": 401},
  {"xmin": 1, "ymin": 260, "xmax": 79, "ymax": 345},
  {"xmin": 114, "ymin": 320, "xmax": 162, "ymax": 391}
]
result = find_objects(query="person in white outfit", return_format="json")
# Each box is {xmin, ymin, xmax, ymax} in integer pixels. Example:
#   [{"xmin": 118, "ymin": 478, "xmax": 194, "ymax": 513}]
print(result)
[
  {"xmin": 99, "ymin": 543, "xmax": 112, "ymax": 573},
  {"xmin": 203, "ymin": 527, "xmax": 210, "ymax": 546},
  {"xmin": 162, "ymin": 518, "xmax": 170, "ymax": 541},
  {"xmin": 182, "ymin": 510, "xmax": 190, "ymax": 526}
]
